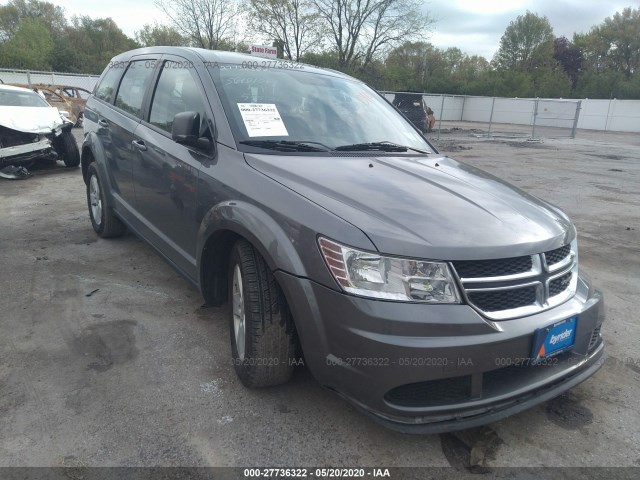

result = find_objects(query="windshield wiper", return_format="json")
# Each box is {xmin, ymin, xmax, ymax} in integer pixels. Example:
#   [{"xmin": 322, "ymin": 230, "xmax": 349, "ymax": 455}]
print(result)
[
  {"xmin": 334, "ymin": 141, "xmax": 430, "ymax": 154},
  {"xmin": 239, "ymin": 140, "xmax": 331, "ymax": 152}
]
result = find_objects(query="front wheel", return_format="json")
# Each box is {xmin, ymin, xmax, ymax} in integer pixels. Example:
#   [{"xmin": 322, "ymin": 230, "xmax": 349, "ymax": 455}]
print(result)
[
  {"xmin": 228, "ymin": 239, "xmax": 297, "ymax": 387},
  {"xmin": 74, "ymin": 112, "xmax": 84, "ymax": 128},
  {"xmin": 54, "ymin": 131, "xmax": 80, "ymax": 167}
]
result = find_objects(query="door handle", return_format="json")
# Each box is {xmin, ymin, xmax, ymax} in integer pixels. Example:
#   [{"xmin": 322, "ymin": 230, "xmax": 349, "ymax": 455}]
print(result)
[
  {"xmin": 98, "ymin": 119, "xmax": 109, "ymax": 128},
  {"xmin": 132, "ymin": 140, "xmax": 147, "ymax": 151}
]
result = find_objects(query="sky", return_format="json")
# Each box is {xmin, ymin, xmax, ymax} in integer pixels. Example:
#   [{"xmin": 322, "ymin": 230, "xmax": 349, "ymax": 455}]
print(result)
[
  {"xmin": 52, "ymin": 0, "xmax": 639, "ymax": 60},
  {"xmin": 427, "ymin": 0, "xmax": 637, "ymax": 59}
]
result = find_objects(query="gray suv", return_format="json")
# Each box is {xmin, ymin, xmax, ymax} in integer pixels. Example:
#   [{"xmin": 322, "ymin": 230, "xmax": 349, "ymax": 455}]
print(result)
[{"xmin": 81, "ymin": 47, "xmax": 605, "ymax": 433}]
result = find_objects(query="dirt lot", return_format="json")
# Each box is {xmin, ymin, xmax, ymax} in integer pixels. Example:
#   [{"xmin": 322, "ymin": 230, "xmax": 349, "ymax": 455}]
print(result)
[{"xmin": 0, "ymin": 127, "xmax": 639, "ymax": 473}]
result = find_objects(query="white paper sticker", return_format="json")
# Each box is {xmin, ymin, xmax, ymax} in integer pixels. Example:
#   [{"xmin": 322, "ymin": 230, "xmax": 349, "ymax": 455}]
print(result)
[{"xmin": 237, "ymin": 103, "xmax": 289, "ymax": 137}]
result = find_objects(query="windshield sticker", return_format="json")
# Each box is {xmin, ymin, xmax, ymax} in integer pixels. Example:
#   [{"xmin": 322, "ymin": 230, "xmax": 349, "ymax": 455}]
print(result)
[{"xmin": 237, "ymin": 103, "xmax": 289, "ymax": 137}]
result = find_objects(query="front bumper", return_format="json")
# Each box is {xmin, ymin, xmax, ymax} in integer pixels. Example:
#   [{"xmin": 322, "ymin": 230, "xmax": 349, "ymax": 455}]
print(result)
[
  {"xmin": 275, "ymin": 271, "xmax": 605, "ymax": 433},
  {"xmin": 0, "ymin": 139, "xmax": 54, "ymax": 166}
]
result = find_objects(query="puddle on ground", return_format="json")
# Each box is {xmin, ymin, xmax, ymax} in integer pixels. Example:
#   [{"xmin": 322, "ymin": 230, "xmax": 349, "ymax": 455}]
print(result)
[
  {"xmin": 69, "ymin": 319, "xmax": 138, "ymax": 372},
  {"xmin": 545, "ymin": 394, "xmax": 593, "ymax": 430}
]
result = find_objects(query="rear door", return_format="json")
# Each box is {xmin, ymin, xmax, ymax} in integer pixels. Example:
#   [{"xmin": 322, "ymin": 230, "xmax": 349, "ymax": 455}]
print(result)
[
  {"xmin": 93, "ymin": 58, "xmax": 159, "ymax": 224},
  {"xmin": 131, "ymin": 56, "xmax": 214, "ymax": 280}
]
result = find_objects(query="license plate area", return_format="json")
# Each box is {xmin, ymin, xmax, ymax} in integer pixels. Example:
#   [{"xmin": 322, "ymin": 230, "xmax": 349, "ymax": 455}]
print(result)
[{"xmin": 531, "ymin": 316, "xmax": 577, "ymax": 361}]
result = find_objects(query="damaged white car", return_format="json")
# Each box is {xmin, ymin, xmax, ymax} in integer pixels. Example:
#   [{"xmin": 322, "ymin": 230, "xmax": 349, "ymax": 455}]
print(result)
[{"xmin": 0, "ymin": 84, "xmax": 80, "ymax": 169}]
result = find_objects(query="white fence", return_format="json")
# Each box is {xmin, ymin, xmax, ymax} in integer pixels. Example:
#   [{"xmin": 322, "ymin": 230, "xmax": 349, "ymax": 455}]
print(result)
[
  {"xmin": 383, "ymin": 92, "xmax": 640, "ymax": 136},
  {"xmin": 0, "ymin": 68, "xmax": 99, "ymax": 91},
  {"xmin": 384, "ymin": 92, "xmax": 582, "ymax": 139},
  {"xmin": 577, "ymin": 98, "xmax": 640, "ymax": 132}
]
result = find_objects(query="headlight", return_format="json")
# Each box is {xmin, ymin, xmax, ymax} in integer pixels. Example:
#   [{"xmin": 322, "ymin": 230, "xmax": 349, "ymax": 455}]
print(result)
[{"xmin": 318, "ymin": 237, "xmax": 461, "ymax": 303}]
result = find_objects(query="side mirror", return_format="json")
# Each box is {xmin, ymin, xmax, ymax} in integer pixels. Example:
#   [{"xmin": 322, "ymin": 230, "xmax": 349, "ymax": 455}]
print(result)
[
  {"xmin": 172, "ymin": 111, "xmax": 200, "ymax": 145},
  {"xmin": 172, "ymin": 111, "xmax": 216, "ymax": 154}
]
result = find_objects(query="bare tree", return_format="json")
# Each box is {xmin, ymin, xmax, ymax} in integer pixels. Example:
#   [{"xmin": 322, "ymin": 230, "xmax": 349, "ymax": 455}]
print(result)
[
  {"xmin": 312, "ymin": 0, "xmax": 432, "ymax": 69},
  {"xmin": 156, "ymin": 0, "xmax": 241, "ymax": 50},
  {"xmin": 248, "ymin": 0, "xmax": 319, "ymax": 62}
]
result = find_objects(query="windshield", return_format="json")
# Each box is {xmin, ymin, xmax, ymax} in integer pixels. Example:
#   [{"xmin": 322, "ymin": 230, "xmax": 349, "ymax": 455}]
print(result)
[
  {"xmin": 208, "ymin": 65, "xmax": 432, "ymax": 152},
  {"xmin": 0, "ymin": 88, "xmax": 50, "ymax": 107}
]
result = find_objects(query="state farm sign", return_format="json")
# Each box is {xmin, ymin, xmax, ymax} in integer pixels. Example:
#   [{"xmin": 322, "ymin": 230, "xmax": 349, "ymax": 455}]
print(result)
[{"xmin": 250, "ymin": 45, "xmax": 278, "ymax": 59}]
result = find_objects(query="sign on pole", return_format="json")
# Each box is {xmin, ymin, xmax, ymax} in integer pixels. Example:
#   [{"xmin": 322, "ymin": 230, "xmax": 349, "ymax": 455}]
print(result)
[{"xmin": 250, "ymin": 45, "xmax": 278, "ymax": 59}]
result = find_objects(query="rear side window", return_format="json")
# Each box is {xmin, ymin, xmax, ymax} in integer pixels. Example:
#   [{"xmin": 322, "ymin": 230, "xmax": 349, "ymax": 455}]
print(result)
[
  {"xmin": 149, "ymin": 62, "xmax": 205, "ymax": 133},
  {"xmin": 94, "ymin": 66, "xmax": 122, "ymax": 104},
  {"xmin": 114, "ymin": 61, "xmax": 156, "ymax": 118}
]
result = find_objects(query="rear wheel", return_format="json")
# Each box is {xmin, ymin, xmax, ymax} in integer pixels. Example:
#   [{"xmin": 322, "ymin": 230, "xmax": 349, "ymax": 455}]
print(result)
[
  {"xmin": 54, "ymin": 131, "xmax": 80, "ymax": 167},
  {"xmin": 228, "ymin": 239, "xmax": 297, "ymax": 387},
  {"xmin": 86, "ymin": 163, "xmax": 126, "ymax": 238}
]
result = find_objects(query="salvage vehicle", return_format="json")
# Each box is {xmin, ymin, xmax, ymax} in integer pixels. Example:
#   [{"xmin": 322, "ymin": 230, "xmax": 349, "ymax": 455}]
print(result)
[
  {"xmin": 0, "ymin": 84, "xmax": 80, "ymax": 168},
  {"xmin": 51, "ymin": 85, "xmax": 91, "ymax": 127},
  {"xmin": 392, "ymin": 92, "xmax": 433, "ymax": 133},
  {"xmin": 11, "ymin": 83, "xmax": 83, "ymax": 127},
  {"xmin": 81, "ymin": 47, "xmax": 605, "ymax": 433}
]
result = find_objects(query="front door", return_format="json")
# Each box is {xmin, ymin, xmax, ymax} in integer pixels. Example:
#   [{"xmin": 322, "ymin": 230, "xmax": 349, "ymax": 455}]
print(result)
[{"xmin": 131, "ymin": 58, "xmax": 213, "ymax": 280}]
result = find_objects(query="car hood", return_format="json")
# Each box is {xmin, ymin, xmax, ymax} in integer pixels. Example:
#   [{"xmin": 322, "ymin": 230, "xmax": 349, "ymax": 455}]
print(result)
[
  {"xmin": 0, "ymin": 106, "xmax": 65, "ymax": 134},
  {"xmin": 244, "ymin": 153, "xmax": 575, "ymax": 260}
]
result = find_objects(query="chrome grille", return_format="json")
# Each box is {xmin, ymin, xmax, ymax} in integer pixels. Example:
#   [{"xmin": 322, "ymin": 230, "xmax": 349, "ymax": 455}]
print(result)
[{"xmin": 451, "ymin": 241, "xmax": 578, "ymax": 320}]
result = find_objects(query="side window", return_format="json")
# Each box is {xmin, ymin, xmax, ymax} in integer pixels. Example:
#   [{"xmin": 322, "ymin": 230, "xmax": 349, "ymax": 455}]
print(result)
[
  {"xmin": 94, "ymin": 66, "xmax": 122, "ymax": 104},
  {"xmin": 149, "ymin": 62, "xmax": 206, "ymax": 133},
  {"xmin": 114, "ymin": 61, "xmax": 156, "ymax": 118}
]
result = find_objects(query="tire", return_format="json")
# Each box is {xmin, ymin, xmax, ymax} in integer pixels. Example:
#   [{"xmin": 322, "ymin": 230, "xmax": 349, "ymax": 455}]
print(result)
[
  {"xmin": 228, "ymin": 239, "xmax": 297, "ymax": 387},
  {"xmin": 54, "ymin": 130, "xmax": 80, "ymax": 167},
  {"xmin": 74, "ymin": 112, "xmax": 84, "ymax": 128},
  {"xmin": 86, "ymin": 162, "xmax": 126, "ymax": 238}
]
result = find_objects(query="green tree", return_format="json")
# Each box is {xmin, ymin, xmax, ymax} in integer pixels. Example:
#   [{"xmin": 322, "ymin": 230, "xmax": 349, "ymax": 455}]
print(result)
[
  {"xmin": 617, "ymin": 73, "xmax": 640, "ymax": 98},
  {"xmin": 67, "ymin": 16, "xmax": 138, "ymax": 74},
  {"xmin": 49, "ymin": 31, "xmax": 82, "ymax": 72},
  {"xmin": 0, "ymin": 1, "xmax": 139, "ymax": 74},
  {"xmin": 0, "ymin": 0, "xmax": 66, "ymax": 38},
  {"xmin": 573, "ymin": 70, "xmax": 621, "ymax": 98},
  {"xmin": 385, "ymin": 42, "xmax": 438, "ymax": 90},
  {"xmin": 215, "ymin": 38, "xmax": 250, "ymax": 52},
  {"xmin": 494, "ymin": 11, "xmax": 554, "ymax": 70},
  {"xmin": 301, "ymin": 50, "xmax": 340, "ymax": 69},
  {"xmin": 532, "ymin": 68, "xmax": 572, "ymax": 97},
  {"xmin": 384, "ymin": 42, "xmax": 490, "ymax": 94},
  {"xmin": 572, "ymin": 70, "xmax": 640, "ymax": 99},
  {"xmin": 577, "ymin": 7, "xmax": 640, "ymax": 78},
  {"xmin": 492, "ymin": 70, "xmax": 535, "ymax": 97},
  {"xmin": 454, "ymin": 55, "xmax": 490, "ymax": 84},
  {"xmin": 573, "ymin": 31, "xmax": 610, "ymax": 74},
  {"xmin": 136, "ymin": 23, "xmax": 187, "ymax": 47},
  {"xmin": 0, "ymin": 17, "xmax": 53, "ymax": 69}
]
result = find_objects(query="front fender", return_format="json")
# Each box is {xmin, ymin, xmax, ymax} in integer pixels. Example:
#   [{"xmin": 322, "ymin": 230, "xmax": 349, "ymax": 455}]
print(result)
[{"xmin": 197, "ymin": 200, "xmax": 307, "ymax": 280}]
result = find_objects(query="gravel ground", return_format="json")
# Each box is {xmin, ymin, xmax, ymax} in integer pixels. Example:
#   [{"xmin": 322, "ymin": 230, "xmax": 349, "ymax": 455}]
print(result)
[{"xmin": 0, "ymin": 127, "xmax": 638, "ymax": 474}]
